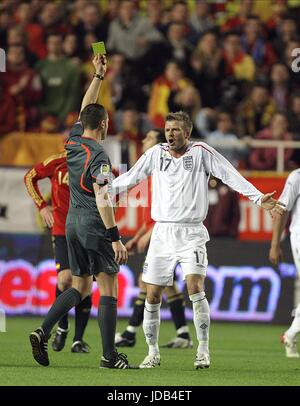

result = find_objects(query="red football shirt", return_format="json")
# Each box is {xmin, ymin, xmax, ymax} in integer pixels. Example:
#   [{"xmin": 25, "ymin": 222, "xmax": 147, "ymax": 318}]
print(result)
[{"xmin": 24, "ymin": 152, "xmax": 69, "ymax": 236}]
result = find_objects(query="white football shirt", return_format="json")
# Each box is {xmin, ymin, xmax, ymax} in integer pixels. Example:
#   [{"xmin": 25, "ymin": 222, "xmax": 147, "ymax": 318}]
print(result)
[
  {"xmin": 279, "ymin": 169, "xmax": 300, "ymax": 233},
  {"xmin": 112, "ymin": 142, "xmax": 263, "ymax": 224}
]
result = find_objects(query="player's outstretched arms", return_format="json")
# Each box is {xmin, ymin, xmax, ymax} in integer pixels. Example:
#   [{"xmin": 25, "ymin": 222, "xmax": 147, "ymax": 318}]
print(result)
[
  {"xmin": 260, "ymin": 191, "xmax": 286, "ymax": 218},
  {"xmin": 79, "ymin": 54, "xmax": 107, "ymax": 116},
  {"xmin": 93, "ymin": 183, "xmax": 128, "ymax": 265}
]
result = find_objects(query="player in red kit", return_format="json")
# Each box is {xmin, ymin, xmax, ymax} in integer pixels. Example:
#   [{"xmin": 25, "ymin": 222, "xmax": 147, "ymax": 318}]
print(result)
[{"xmin": 24, "ymin": 152, "xmax": 92, "ymax": 353}]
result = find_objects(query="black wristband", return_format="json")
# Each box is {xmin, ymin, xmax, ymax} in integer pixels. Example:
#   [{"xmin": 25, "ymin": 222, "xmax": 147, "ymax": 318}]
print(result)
[
  {"xmin": 107, "ymin": 226, "xmax": 121, "ymax": 242},
  {"xmin": 94, "ymin": 73, "xmax": 104, "ymax": 80}
]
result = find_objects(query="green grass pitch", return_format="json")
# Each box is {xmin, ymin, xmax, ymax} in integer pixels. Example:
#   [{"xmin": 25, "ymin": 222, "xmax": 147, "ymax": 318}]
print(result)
[{"xmin": 0, "ymin": 317, "xmax": 300, "ymax": 386}]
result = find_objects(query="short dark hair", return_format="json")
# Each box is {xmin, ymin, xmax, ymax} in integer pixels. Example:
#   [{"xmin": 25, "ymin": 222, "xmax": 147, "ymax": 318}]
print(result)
[
  {"xmin": 166, "ymin": 111, "xmax": 193, "ymax": 134},
  {"xmin": 153, "ymin": 128, "xmax": 166, "ymax": 143},
  {"xmin": 80, "ymin": 104, "xmax": 107, "ymax": 130}
]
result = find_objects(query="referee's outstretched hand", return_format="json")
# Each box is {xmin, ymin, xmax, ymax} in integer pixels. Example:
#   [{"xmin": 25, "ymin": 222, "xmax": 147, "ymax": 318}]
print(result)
[
  {"xmin": 112, "ymin": 240, "xmax": 128, "ymax": 265},
  {"xmin": 261, "ymin": 191, "xmax": 286, "ymax": 218}
]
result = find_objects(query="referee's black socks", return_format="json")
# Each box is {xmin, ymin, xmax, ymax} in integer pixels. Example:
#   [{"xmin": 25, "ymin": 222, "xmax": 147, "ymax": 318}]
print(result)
[
  {"xmin": 74, "ymin": 295, "xmax": 92, "ymax": 342},
  {"xmin": 98, "ymin": 296, "xmax": 117, "ymax": 360},
  {"xmin": 56, "ymin": 286, "xmax": 69, "ymax": 330},
  {"xmin": 42, "ymin": 288, "xmax": 81, "ymax": 339}
]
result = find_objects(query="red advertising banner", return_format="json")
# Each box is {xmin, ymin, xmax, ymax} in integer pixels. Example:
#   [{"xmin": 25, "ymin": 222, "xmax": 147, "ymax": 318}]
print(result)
[{"xmin": 238, "ymin": 175, "xmax": 287, "ymax": 241}]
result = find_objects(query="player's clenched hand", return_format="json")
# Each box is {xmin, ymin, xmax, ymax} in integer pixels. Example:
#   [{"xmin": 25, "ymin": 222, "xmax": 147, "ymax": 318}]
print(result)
[
  {"xmin": 93, "ymin": 54, "xmax": 107, "ymax": 77},
  {"xmin": 40, "ymin": 206, "xmax": 54, "ymax": 228},
  {"xmin": 269, "ymin": 246, "xmax": 283, "ymax": 266},
  {"xmin": 112, "ymin": 240, "xmax": 128, "ymax": 265},
  {"xmin": 260, "ymin": 191, "xmax": 286, "ymax": 218}
]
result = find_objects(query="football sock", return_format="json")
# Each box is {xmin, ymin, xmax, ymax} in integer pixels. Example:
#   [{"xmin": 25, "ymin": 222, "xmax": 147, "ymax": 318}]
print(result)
[
  {"xmin": 123, "ymin": 292, "xmax": 146, "ymax": 337},
  {"xmin": 167, "ymin": 293, "xmax": 190, "ymax": 338},
  {"xmin": 56, "ymin": 286, "xmax": 69, "ymax": 330},
  {"xmin": 143, "ymin": 300, "xmax": 161, "ymax": 356},
  {"xmin": 122, "ymin": 327, "xmax": 136, "ymax": 341},
  {"xmin": 73, "ymin": 295, "xmax": 92, "ymax": 342},
  {"xmin": 42, "ymin": 288, "xmax": 81, "ymax": 339},
  {"xmin": 98, "ymin": 296, "xmax": 117, "ymax": 360},
  {"xmin": 190, "ymin": 291, "xmax": 210, "ymax": 354},
  {"xmin": 286, "ymin": 302, "xmax": 300, "ymax": 339}
]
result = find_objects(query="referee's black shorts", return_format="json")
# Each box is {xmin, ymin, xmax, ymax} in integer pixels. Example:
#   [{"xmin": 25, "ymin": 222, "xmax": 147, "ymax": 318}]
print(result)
[
  {"xmin": 66, "ymin": 207, "xmax": 119, "ymax": 277},
  {"xmin": 52, "ymin": 235, "xmax": 70, "ymax": 273}
]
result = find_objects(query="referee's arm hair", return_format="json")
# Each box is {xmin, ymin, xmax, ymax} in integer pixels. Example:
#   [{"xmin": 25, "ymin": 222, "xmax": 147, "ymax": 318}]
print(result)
[{"xmin": 79, "ymin": 54, "xmax": 107, "ymax": 117}]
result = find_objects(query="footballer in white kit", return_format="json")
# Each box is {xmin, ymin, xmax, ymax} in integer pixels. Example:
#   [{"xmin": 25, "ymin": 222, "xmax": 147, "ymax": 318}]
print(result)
[
  {"xmin": 112, "ymin": 111, "xmax": 285, "ymax": 370},
  {"xmin": 269, "ymin": 169, "xmax": 300, "ymax": 358}
]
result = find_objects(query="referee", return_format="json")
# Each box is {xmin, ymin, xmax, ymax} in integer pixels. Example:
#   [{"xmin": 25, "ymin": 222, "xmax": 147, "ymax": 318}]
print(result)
[{"xmin": 29, "ymin": 54, "xmax": 134, "ymax": 369}]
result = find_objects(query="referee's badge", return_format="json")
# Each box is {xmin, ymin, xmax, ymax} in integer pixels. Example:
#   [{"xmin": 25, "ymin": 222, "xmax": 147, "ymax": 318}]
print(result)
[
  {"xmin": 183, "ymin": 156, "xmax": 193, "ymax": 171},
  {"xmin": 100, "ymin": 164, "xmax": 110, "ymax": 175},
  {"xmin": 97, "ymin": 164, "xmax": 111, "ymax": 186}
]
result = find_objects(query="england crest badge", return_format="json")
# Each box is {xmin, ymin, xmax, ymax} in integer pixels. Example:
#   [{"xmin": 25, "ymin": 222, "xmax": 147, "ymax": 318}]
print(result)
[{"xmin": 183, "ymin": 156, "xmax": 193, "ymax": 171}]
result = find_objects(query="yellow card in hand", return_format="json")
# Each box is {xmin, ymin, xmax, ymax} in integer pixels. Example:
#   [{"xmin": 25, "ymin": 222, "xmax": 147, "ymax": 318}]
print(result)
[{"xmin": 92, "ymin": 41, "xmax": 106, "ymax": 55}]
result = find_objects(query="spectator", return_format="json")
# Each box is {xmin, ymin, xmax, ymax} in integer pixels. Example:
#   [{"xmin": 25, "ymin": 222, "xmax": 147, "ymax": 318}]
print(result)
[
  {"xmin": 148, "ymin": 60, "xmax": 190, "ymax": 128},
  {"xmin": 6, "ymin": 25, "xmax": 38, "ymax": 66},
  {"xmin": 189, "ymin": 0, "xmax": 215, "ymax": 42},
  {"xmin": 241, "ymin": 16, "xmax": 277, "ymax": 74},
  {"xmin": 107, "ymin": 0, "xmax": 163, "ymax": 62},
  {"xmin": 221, "ymin": 0, "xmax": 254, "ymax": 34},
  {"xmin": 81, "ymin": 31, "xmax": 97, "ymax": 61},
  {"xmin": 0, "ymin": 82, "xmax": 16, "ymax": 136},
  {"xmin": 103, "ymin": 0, "xmax": 120, "ymax": 22},
  {"xmin": 273, "ymin": 16, "xmax": 299, "ymax": 60},
  {"xmin": 168, "ymin": 84, "xmax": 212, "ymax": 138},
  {"xmin": 169, "ymin": 1, "xmax": 189, "ymax": 25},
  {"xmin": 190, "ymin": 31, "xmax": 225, "ymax": 108},
  {"xmin": 287, "ymin": 92, "xmax": 300, "ymax": 138},
  {"xmin": 145, "ymin": 0, "xmax": 164, "ymax": 32},
  {"xmin": 265, "ymin": 0, "xmax": 288, "ymax": 41},
  {"xmin": 0, "ymin": 6, "xmax": 13, "ymax": 48},
  {"xmin": 1, "ymin": 45, "xmax": 42, "ymax": 131},
  {"xmin": 249, "ymin": 112, "xmax": 294, "ymax": 170},
  {"xmin": 63, "ymin": 33, "xmax": 81, "ymax": 65},
  {"xmin": 206, "ymin": 111, "xmax": 248, "ymax": 167},
  {"xmin": 223, "ymin": 32, "xmax": 256, "ymax": 82},
  {"xmin": 15, "ymin": 1, "xmax": 46, "ymax": 59},
  {"xmin": 238, "ymin": 84, "xmax": 277, "ymax": 137},
  {"xmin": 36, "ymin": 33, "xmax": 81, "ymax": 127},
  {"xmin": 74, "ymin": 2, "xmax": 109, "ymax": 53},
  {"xmin": 38, "ymin": 2, "xmax": 69, "ymax": 37},
  {"xmin": 163, "ymin": 22, "xmax": 193, "ymax": 65},
  {"xmin": 270, "ymin": 63, "xmax": 291, "ymax": 112},
  {"xmin": 204, "ymin": 178, "xmax": 240, "ymax": 238},
  {"xmin": 114, "ymin": 102, "xmax": 153, "ymax": 165}
]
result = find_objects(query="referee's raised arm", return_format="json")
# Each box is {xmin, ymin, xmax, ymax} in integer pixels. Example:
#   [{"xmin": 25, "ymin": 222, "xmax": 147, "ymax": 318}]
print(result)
[{"xmin": 79, "ymin": 54, "xmax": 107, "ymax": 117}]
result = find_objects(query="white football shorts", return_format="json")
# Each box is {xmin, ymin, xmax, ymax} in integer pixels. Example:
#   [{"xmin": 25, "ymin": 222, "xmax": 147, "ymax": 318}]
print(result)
[
  {"xmin": 142, "ymin": 222, "xmax": 210, "ymax": 287},
  {"xmin": 290, "ymin": 232, "xmax": 300, "ymax": 276}
]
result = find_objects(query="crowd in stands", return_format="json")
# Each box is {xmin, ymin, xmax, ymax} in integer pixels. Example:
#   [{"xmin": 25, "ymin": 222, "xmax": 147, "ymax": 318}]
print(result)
[{"xmin": 1, "ymin": 0, "xmax": 300, "ymax": 171}]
